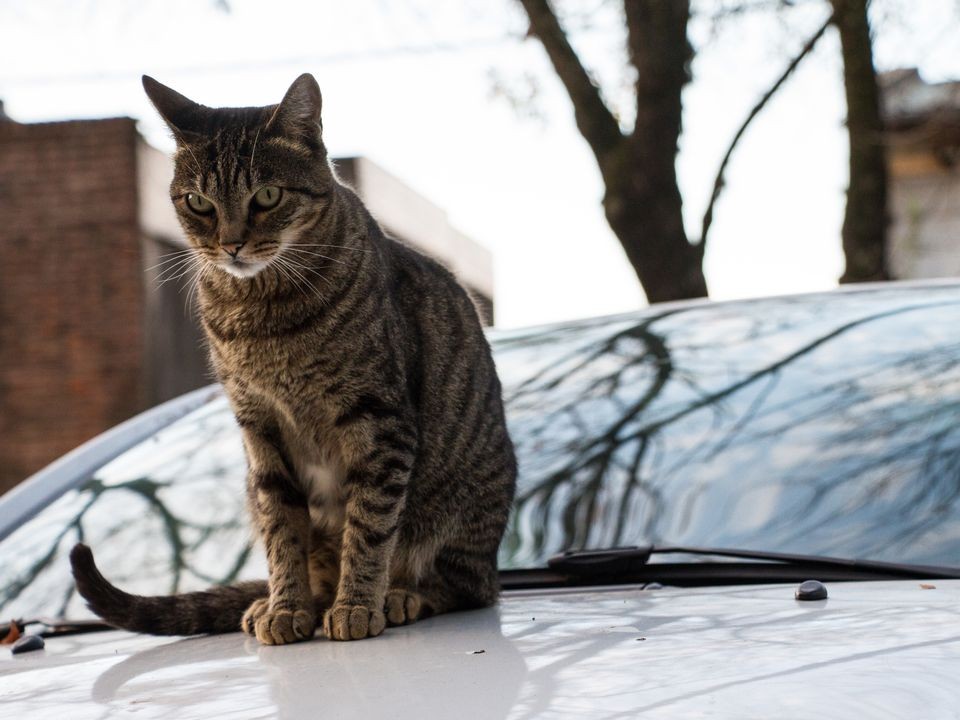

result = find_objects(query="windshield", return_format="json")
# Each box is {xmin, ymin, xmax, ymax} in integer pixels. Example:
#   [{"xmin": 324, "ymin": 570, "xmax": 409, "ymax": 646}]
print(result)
[{"xmin": 3, "ymin": 283, "xmax": 960, "ymax": 620}]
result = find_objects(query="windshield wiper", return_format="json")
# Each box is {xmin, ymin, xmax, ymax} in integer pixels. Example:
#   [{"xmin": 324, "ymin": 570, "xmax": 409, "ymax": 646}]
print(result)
[{"xmin": 499, "ymin": 545, "xmax": 960, "ymax": 590}]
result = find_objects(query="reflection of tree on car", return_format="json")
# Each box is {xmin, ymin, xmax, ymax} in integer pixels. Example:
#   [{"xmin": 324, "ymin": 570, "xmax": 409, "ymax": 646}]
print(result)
[
  {"xmin": 0, "ymin": 403, "xmax": 252, "ymax": 620},
  {"xmin": 502, "ymin": 291, "xmax": 960, "ymax": 567},
  {"xmin": 0, "ymin": 475, "xmax": 249, "ymax": 618}
]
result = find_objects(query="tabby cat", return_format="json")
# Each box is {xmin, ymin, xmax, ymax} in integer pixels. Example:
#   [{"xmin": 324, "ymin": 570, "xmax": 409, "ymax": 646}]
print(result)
[{"xmin": 69, "ymin": 73, "xmax": 517, "ymax": 644}]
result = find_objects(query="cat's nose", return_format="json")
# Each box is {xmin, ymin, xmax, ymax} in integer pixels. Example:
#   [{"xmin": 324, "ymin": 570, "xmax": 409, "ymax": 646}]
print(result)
[{"xmin": 220, "ymin": 241, "xmax": 245, "ymax": 258}]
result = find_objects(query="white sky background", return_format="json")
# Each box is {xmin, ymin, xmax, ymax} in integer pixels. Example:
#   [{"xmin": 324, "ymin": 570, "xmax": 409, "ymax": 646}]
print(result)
[{"xmin": 1, "ymin": 0, "xmax": 958, "ymax": 328}]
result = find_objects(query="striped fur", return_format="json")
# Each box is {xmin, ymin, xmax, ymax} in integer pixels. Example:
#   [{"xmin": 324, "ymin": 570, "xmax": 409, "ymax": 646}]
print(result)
[{"xmin": 70, "ymin": 74, "xmax": 516, "ymax": 644}]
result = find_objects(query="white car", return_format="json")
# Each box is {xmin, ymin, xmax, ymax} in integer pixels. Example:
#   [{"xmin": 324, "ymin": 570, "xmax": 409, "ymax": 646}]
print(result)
[{"xmin": 2, "ymin": 281, "xmax": 960, "ymax": 719}]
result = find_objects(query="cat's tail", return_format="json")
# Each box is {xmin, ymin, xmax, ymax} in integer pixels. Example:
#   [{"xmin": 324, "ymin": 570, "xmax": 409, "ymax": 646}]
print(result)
[{"xmin": 70, "ymin": 543, "xmax": 267, "ymax": 636}]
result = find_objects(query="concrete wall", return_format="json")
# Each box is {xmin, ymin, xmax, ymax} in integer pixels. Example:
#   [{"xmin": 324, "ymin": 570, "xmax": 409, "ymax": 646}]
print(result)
[
  {"xmin": 882, "ymin": 69, "xmax": 960, "ymax": 282},
  {"xmin": 888, "ymin": 150, "xmax": 960, "ymax": 280},
  {"xmin": 336, "ymin": 156, "xmax": 495, "ymax": 323},
  {"xmin": 137, "ymin": 140, "xmax": 211, "ymax": 406}
]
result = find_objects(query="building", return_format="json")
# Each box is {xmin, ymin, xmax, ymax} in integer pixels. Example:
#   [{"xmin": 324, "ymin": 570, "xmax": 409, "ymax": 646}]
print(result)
[
  {"xmin": 334, "ymin": 157, "xmax": 493, "ymax": 324},
  {"xmin": 882, "ymin": 69, "xmax": 960, "ymax": 279},
  {"xmin": 0, "ymin": 114, "xmax": 494, "ymax": 494}
]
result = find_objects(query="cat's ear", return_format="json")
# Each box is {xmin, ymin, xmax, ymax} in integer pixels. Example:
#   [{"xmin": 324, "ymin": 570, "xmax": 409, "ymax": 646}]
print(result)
[
  {"xmin": 265, "ymin": 73, "xmax": 323, "ymax": 141},
  {"xmin": 142, "ymin": 75, "xmax": 207, "ymax": 144}
]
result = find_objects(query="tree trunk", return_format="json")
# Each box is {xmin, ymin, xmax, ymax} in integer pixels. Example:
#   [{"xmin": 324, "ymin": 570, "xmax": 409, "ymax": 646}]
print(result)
[
  {"xmin": 831, "ymin": 0, "xmax": 890, "ymax": 283},
  {"xmin": 603, "ymin": 145, "xmax": 707, "ymax": 302},
  {"xmin": 612, "ymin": 0, "xmax": 706, "ymax": 302},
  {"xmin": 519, "ymin": 0, "xmax": 706, "ymax": 303}
]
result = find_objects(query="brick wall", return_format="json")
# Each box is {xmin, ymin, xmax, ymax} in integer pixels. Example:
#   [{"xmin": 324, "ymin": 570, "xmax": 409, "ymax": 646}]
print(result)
[{"xmin": 0, "ymin": 117, "xmax": 145, "ymax": 494}]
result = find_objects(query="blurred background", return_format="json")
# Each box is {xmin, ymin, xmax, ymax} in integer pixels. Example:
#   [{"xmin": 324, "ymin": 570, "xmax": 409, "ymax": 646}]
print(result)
[{"xmin": 0, "ymin": 0, "xmax": 958, "ymax": 494}]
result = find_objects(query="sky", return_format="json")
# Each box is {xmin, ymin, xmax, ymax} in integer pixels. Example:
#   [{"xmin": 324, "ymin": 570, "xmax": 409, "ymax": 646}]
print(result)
[{"xmin": 1, "ymin": 0, "xmax": 958, "ymax": 328}]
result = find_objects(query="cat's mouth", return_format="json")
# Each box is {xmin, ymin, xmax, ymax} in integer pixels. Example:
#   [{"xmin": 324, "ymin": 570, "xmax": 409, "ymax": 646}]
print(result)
[{"xmin": 217, "ymin": 256, "xmax": 269, "ymax": 279}]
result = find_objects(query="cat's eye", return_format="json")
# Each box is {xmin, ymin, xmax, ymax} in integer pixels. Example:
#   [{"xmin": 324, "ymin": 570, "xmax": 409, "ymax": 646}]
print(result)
[
  {"xmin": 185, "ymin": 192, "xmax": 214, "ymax": 215},
  {"xmin": 252, "ymin": 186, "xmax": 282, "ymax": 210}
]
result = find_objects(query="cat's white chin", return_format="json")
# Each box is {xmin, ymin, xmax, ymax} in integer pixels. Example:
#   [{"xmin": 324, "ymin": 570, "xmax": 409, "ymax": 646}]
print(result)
[{"xmin": 218, "ymin": 260, "xmax": 268, "ymax": 279}]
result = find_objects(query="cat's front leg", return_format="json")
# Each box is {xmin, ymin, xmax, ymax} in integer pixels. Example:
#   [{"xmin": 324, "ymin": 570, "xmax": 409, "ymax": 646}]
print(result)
[
  {"xmin": 242, "ymin": 426, "xmax": 316, "ymax": 645},
  {"xmin": 324, "ymin": 421, "xmax": 415, "ymax": 641}
]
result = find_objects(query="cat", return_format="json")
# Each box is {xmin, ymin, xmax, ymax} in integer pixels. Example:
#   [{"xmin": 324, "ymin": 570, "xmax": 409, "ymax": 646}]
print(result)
[{"xmin": 69, "ymin": 73, "xmax": 517, "ymax": 644}]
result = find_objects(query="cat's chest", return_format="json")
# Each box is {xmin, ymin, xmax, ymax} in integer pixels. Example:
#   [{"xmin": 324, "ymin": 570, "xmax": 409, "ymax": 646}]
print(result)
[
  {"xmin": 280, "ymin": 421, "xmax": 347, "ymax": 529},
  {"xmin": 217, "ymin": 337, "xmax": 335, "ymax": 421},
  {"xmin": 296, "ymin": 457, "xmax": 347, "ymax": 530},
  {"xmin": 218, "ymin": 338, "xmax": 308, "ymax": 394}
]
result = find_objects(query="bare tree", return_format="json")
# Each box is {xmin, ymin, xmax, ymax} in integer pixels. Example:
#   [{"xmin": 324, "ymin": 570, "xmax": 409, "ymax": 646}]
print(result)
[{"xmin": 518, "ymin": 0, "xmax": 892, "ymax": 302}]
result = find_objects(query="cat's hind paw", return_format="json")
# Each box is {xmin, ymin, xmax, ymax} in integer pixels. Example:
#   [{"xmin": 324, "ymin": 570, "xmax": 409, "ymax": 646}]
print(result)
[
  {"xmin": 384, "ymin": 589, "xmax": 424, "ymax": 626},
  {"xmin": 323, "ymin": 603, "xmax": 386, "ymax": 641},
  {"xmin": 241, "ymin": 597, "xmax": 270, "ymax": 636}
]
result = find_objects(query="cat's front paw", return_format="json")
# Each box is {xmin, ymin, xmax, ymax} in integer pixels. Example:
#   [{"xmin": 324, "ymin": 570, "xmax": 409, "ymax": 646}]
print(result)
[
  {"xmin": 251, "ymin": 606, "xmax": 316, "ymax": 645},
  {"xmin": 323, "ymin": 603, "xmax": 386, "ymax": 641}
]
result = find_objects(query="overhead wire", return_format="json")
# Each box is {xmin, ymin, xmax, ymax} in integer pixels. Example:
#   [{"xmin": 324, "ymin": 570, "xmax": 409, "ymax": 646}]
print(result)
[{"xmin": 0, "ymin": 36, "xmax": 524, "ymax": 88}]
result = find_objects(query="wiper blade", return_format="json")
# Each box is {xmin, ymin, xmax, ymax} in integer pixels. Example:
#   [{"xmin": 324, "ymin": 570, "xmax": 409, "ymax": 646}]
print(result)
[
  {"xmin": 499, "ymin": 545, "xmax": 960, "ymax": 590},
  {"xmin": 553, "ymin": 545, "xmax": 960, "ymax": 578},
  {"xmin": 547, "ymin": 546, "xmax": 653, "ymax": 576}
]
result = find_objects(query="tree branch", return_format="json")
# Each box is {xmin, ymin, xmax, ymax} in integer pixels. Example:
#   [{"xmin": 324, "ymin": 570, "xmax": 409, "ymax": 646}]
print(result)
[
  {"xmin": 517, "ymin": 0, "xmax": 624, "ymax": 163},
  {"xmin": 699, "ymin": 13, "xmax": 833, "ymax": 249}
]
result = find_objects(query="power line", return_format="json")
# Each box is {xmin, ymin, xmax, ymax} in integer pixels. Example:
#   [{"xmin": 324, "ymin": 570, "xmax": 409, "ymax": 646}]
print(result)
[{"xmin": 0, "ymin": 36, "xmax": 522, "ymax": 88}]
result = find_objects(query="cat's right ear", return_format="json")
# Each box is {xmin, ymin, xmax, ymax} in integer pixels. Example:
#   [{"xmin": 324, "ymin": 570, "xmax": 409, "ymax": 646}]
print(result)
[{"xmin": 142, "ymin": 75, "xmax": 206, "ymax": 144}]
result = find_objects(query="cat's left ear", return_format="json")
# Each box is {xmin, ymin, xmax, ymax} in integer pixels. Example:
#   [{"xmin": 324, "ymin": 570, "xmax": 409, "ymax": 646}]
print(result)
[{"xmin": 266, "ymin": 73, "xmax": 323, "ymax": 141}]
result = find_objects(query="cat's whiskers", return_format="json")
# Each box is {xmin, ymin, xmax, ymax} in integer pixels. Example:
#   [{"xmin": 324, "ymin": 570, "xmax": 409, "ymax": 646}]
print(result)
[
  {"xmin": 283, "ymin": 242, "xmax": 370, "ymax": 253},
  {"xmin": 154, "ymin": 251, "xmax": 205, "ymax": 284},
  {"xmin": 275, "ymin": 254, "xmax": 323, "ymax": 293},
  {"xmin": 249, "ymin": 127, "xmax": 263, "ymax": 178},
  {"xmin": 277, "ymin": 255, "xmax": 335, "ymax": 292},
  {"xmin": 152, "ymin": 253, "xmax": 199, "ymax": 281},
  {"xmin": 168, "ymin": 126, "xmax": 204, "ymax": 177},
  {"xmin": 273, "ymin": 256, "xmax": 327, "ymax": 306},
  {"xmin": 268, "ymin": 260, "xmax": 294, "ymax": 293},
  {"xmin": 279, "ymin": 258, "xmax": 333, "ymax": 309},
  {"xmin": 284, "ymin": 247, "xmax": 348, "ymax": 266},
  {"xmin": 146, "ymin": 249, "xmax": 195, "ymax": 273},
  {"xmin": 169, "ymin": 257, "xmax": 204, "ymax": 298},
  {"xmin": 155, "ymin": 257, "xmax": 202, "ymax": 287},
  {"xmin": 149, "ymin": 247, "xmax": 195, "ymax": 263},
  {"xmin": 274, "ymin": 260, "xmax": 308, "ymax": 299},
  {"xmin": 182, "ymin": 260, "xmax": 212, "ymax": 315}
]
